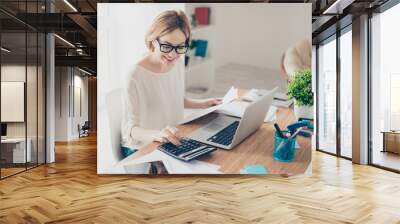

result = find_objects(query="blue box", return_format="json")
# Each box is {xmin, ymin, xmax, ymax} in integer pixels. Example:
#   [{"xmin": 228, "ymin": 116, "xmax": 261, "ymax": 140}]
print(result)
[{"xmin": 194, "ymin": 40, "xmax": 208, "ymax": 57}]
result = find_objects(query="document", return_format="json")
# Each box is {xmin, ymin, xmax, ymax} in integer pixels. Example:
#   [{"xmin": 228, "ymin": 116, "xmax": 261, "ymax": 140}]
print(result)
[
  {"xmin": 181, "ymin": 86, "xmax": 238, "ymax": 124},
  {"xmin": 242, "ymin": 88, "xmax": 293, "ymax": 108},
  {"xmin": 117, "ymin": 149, "xmax": 221, "ymax": 174}
]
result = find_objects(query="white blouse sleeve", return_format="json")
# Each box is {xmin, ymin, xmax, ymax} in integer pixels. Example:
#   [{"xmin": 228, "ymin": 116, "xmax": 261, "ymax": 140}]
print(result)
[{"xmin": 121, "ymin": 77, "xmax": 161, "ymax": 148}]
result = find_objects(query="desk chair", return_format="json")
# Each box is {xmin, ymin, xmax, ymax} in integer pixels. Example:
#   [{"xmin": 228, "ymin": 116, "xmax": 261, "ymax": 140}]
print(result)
[
  {"xmin": 78, "ymin": 121, "xmax": 90, "ymax": 138},
  {"xmin": 105, "ymin": 89, "xmax": 149, "ymax": 173}
]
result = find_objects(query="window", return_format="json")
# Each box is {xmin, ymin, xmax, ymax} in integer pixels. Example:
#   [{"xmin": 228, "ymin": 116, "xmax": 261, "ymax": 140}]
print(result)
[
  {"xmin": 317, "ymin": 36, "xmax": 337, "ymax": 155},
  {"xmin": 0, "ymin": 1, "xmax": 47, "ymax": 179},
  {"xmin": 370, "ymin": 2, "xmax": 400, "ymax": 171},
  {"xmin": 339, "ymin": 28, "xmax": 352, "ymax": 158}
]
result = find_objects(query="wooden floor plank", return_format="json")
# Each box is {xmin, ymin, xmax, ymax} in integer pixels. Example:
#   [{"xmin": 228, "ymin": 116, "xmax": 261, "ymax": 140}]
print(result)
[{"xmin": 0, "ymin": 134, "xmax": 399, "ymax": 223}]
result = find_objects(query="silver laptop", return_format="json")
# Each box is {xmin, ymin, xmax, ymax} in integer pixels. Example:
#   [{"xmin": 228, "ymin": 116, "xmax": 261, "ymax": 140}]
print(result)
[{"xmin": 188, "ymin": 87, "xmax": 277, "ymax": 150}]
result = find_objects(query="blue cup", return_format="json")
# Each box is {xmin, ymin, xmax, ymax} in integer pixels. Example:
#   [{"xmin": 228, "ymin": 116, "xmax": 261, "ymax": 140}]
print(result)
[{"xmin": 273, "ymin": 131, "xmax": 296, "ymax": 162}]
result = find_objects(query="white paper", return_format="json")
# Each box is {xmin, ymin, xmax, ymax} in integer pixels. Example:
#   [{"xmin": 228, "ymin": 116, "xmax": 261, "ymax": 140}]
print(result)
[
  {"xmin": 274, "ymin": 91, "xmax": 290, "ymax": 101},
  {"xmin": 242, "ymin": 89, "xmax": 288, "ymax": 102},
  {"xmin": 221, "ymin": 86, "xmax": 239, "ymax": 104},
  {"xmin": 116, "ymin": 149, "xmax": 221, "ymax": 174},
  {"xmin": 181, "ymin": 86, "xmax": 238, "ymax": 124},
  {"xmin": 272, "ymin": 99, "xmax": 293, "ymax": 108},
  {"xmin": 162, "ymin": 154, "xmax": 221, "ymax": 174},
  {"xmin": 217, "ymin": 100, "xmax": 277, "ymax": 123},
  {"xmin": 116, "ymin": 149, "xmax": 165, "ymax": 167},
  {"xmin": 241, "ymin": 88, "xmax": 261, "ymax": 102},
  {"xmin": 241, "ymin": 89, "xmax": 293, "ymax": 108}
]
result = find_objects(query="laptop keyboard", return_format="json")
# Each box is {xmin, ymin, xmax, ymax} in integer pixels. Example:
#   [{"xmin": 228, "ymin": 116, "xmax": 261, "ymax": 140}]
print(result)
[
  {"xmin": 158, "ymin": 137, "xmax": 216, "ymax": 162},
  {"xmin": 207, "ymin": 121, "xmax": 240, "ymax": 146}
]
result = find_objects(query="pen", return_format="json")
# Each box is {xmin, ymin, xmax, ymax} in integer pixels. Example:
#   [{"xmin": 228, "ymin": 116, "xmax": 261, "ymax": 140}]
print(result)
[
  {"xmin": 287, "ymin": 120, "xmax": 310, "ymax": 134},
  {"xmin": 274, "ymin": 123, "xmax": 286, "ymax": 138},
  {"xmin": 288, "ymin": 128, "xmax": 303, "ymax": 139}
]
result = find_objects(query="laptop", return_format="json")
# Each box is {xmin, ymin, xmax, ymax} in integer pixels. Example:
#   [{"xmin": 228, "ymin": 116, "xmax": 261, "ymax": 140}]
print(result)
[{"xmin": 188, "ymin": 87, "xmax": 277, "ymax": 150}]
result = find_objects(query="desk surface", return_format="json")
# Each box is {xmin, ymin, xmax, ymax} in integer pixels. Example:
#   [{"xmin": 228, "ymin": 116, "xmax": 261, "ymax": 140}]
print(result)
[{"xmin": 119, "ymin": 89, "xmax": 311, "ymax": 174}]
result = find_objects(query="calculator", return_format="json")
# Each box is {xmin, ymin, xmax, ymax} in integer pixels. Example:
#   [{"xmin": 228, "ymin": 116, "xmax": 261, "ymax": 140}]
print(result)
[{"xmin": 157, "ymin": 137, "xmax": 216, "ymax": 162}]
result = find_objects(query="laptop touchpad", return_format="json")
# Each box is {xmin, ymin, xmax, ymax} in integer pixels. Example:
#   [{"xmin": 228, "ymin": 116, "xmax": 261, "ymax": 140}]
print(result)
[{"xmin": 204, "ymin": 122, "xmax": 224, "ymax": 132}]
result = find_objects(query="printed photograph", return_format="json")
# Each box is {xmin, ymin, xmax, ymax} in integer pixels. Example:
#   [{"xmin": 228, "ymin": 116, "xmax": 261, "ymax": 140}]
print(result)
[{"xmin": 97, "ymin": 3, "xmax": 313, "ymax": 174}]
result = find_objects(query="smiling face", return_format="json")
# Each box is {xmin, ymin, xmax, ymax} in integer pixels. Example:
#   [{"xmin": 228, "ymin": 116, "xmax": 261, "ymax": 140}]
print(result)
[{"xmin": 152, "ymin": 28, "xmax": 188, "ymax": 66}]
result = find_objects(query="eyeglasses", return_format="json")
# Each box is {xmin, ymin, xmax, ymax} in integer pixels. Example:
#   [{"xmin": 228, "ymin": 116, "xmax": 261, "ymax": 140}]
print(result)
[{"xmin": 156, "ymin": 38, "xmax": 188, "ymax": 54}]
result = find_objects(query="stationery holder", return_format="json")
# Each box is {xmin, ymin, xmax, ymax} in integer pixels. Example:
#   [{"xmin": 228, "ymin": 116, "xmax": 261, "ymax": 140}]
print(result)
[{"xmin": 273, "ymin": 131, "xmax": 296, "ymax": 162}]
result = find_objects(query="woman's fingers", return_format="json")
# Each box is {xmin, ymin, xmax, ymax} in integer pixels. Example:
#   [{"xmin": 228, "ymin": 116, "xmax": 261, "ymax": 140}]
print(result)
[
  {"xmin": 214, "ymin": 98, "xmax": 223, "ymax": 105},
  {"xmin": 163, "ymin": 127, "xmax": 181, "ymax": 145},
  {"xmin": 208, "ymin": 98, "xmax": 222, "ymax": 107},
  {"xmin": 166, "ymin": 135, "xmax": 181, "ymax": 146},
  {"xmin": 154, "ymin": 135, "xmax": 168, "ymax": 143},
  {"xmin": 154, "ymin": 126, "xmax": 181, "ymax": 145},
  {"xmin": 155, "ymin": 126, "xmax": 181, "ymax": 145},
  {"xmin": 161, "ymin": 136, "xmax": 169, "ymax": 143},
  {"xmin": 166, "ymin": 126, "xmax": 178, "ymax": 135}
]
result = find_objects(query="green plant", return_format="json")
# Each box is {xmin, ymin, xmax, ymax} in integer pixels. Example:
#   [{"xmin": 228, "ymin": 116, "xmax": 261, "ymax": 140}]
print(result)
[{"xmin": 287, "ymin": 69, "xmax": 313, "ymax": 106}]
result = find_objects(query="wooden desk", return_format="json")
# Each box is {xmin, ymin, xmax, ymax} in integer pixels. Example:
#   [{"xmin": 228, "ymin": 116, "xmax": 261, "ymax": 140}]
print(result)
[{"xmin": 119, "ymin": 90, "xmax": 311, "ymax": 174}]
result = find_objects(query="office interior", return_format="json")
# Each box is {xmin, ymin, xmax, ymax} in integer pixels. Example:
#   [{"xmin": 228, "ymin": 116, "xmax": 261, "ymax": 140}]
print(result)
[
  {"xmin": 97, "ymin": 3, "xmax": 312, "ymax": 174},
  {"xmin": 184, "ymin": 3, "xmax": 294, "ymax": 99},
  {"xmin": 0, "ymin": 0, "xmax": 400, "ymax": 222}
]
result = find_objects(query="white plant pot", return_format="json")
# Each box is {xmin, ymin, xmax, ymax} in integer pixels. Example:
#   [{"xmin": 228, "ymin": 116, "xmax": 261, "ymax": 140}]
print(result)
[{"xmin": 294, "ymin": 105, "xmax": 314, "ymax": 120}]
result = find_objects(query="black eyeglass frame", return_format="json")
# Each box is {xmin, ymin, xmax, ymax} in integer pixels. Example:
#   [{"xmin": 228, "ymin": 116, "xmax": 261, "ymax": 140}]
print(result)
[{"xmin": 156, "ymin": 38, "xmax": 189, "ymax": 54}]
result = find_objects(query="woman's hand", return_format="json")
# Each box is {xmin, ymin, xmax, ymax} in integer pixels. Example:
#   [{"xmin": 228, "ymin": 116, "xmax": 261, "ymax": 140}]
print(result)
[
  {"xmin": 184, "ymin": 98, "xmax": 222, "ymax": 109},
  {"xmin": 199, "ymin": 98, "xmax": 222, "ymax": 109},
  {"xmin": 154, "ymin": 126, "xmax": 182, "ymax": 145}
]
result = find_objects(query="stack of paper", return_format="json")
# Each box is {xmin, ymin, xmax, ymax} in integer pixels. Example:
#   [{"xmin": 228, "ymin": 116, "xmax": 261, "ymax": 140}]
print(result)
[
  {"xmin": 118, "ymin": 149, "xmax": 221, "ymax": 174},
  {"xmin": 241, "ymin": 88, "xmax": 293, "ymax": 108},
  {"xmin": 272, "ymin": 98, "xmax": 293, "ymax": 108},
  {"xmin": 273, "ymin": 91, "xmax": 293, "ymax": 108}
]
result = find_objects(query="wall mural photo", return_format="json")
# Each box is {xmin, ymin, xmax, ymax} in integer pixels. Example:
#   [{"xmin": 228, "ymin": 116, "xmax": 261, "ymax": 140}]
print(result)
[{"xmin": 97, "ymin": 3, "xmax": 313, "ymax": 175}]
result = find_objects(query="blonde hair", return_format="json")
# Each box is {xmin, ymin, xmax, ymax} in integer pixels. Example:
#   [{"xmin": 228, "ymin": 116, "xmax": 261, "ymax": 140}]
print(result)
[{"xmin": 145, "ymin": 10, "xmax": 191, "ymax": 51}]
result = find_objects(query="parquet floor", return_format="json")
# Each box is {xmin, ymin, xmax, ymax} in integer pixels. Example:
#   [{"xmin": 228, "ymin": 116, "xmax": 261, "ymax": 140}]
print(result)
[{"xmin": 1, "ymin": 134, "xmax": 400, "ymax": 224}]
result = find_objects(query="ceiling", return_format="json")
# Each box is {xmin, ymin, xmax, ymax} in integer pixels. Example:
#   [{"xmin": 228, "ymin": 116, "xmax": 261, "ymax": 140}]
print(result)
[{"xmin": 0, "ymin": 0, "xmax": 392, "ymax": 75}]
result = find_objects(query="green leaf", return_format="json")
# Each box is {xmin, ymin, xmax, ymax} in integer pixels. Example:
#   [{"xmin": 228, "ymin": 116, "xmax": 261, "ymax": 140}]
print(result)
[{"xmin": 287, "ymin": 69, "xmax": 313, "ymax": 106}]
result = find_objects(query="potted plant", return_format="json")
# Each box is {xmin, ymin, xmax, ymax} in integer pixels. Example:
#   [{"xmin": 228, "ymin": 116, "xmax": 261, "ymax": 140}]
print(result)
[{"xmin": 287, "ymin": 69, "xmax": 314, "ymax": 119}]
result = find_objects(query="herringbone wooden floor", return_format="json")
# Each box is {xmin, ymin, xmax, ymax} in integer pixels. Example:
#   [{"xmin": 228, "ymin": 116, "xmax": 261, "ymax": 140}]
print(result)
[{"xmin": 1, "ymin": 135, "xmax": 400, "ymax": 224}]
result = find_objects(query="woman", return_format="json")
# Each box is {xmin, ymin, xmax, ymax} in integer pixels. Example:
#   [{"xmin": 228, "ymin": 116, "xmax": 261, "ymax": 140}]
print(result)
[
  {"xmin": 121, "ymin": 10, "xmax": 221, "ymax": 157},
  {"xmin": 280, "ymin": 39, "xmax": 312, "ymax": 82}
]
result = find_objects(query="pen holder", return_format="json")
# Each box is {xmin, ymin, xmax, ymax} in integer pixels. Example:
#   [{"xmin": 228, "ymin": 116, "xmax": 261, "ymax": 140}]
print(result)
[{"xmin": 273, "ymin": 131, "xmax": 296, "ymax": 162}]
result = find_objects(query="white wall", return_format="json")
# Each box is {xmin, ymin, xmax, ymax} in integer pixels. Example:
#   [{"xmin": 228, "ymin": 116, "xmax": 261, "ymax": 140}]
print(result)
[
  {"xmin": 55, "ymin": 67, "xmax": 68, "ymax": 141},
  {"xmin": 77, "ymin": 74, "xmax": 89, "ymax": 122},
  {"xmin": 72, "ymin": 73, "xmax": 89, "ymax": 138},
  {"xmin": 54, "ymin": 67, "xmax": 89, "ymax": 141},
  {"xmin": 213, "ymin": 3, "xmax": 311, "ymax": 70},
  {"xmin": 184, "ymin": 3, "xmax": 310, "ymax": 86}
]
